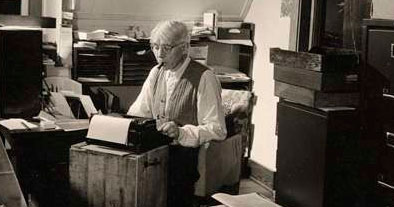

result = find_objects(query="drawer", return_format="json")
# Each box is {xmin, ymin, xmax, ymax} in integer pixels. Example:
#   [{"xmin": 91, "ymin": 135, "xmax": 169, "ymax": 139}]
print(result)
[
  {"xmin": 367, "ymin": 29, "xmax": 394, "ymax": 92},
  {"xmin": 380, "ymin": 132, "xmax": 394, "ymax": 186},
  {"xmin": 377, "ymin": 181, "xmax": 394, "ymax": 206}
]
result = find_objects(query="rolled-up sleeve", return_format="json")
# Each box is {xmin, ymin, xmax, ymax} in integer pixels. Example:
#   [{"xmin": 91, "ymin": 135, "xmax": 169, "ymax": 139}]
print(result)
[{"xmin": 177, "ymin": 70, "xmax": 227, "ymax": 147}]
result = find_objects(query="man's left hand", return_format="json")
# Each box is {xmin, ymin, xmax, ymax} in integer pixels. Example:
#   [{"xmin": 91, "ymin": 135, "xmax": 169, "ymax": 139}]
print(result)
[{"xmin": 157, "ymin": 121, "xmax": 179, "ymax": 139}]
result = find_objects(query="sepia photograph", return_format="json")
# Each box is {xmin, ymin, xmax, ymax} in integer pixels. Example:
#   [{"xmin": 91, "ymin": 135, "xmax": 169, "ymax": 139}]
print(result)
[{"xmin": 0, "ymin": 0, "xmax": 392, "ymax": 206}]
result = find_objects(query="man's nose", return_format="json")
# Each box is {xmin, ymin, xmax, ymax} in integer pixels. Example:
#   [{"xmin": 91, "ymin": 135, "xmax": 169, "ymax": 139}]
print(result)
[{"xmin": 157, "ymin": 47, "xmax": 166, "ymax": 58}]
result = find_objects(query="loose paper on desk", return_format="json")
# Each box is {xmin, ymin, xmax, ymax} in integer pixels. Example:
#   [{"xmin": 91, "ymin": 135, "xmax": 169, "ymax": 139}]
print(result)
[
  {"xmin": 50, "ymin": 92, "xmax": 75, "ymax": 118},
  {"xmin": 87, "ymin": 115, "xmax": 132, "ymax": 145},
  {"xmin": 0, "ymin": 119, "xmax": 38, "ymax": 130},
  {"xmin": 212, "ymin": 193, "xmax": 282, "ymax": 207},
  {"xmin": 61, "ymin": 92, "xmax": 98, "ymax": 118}
]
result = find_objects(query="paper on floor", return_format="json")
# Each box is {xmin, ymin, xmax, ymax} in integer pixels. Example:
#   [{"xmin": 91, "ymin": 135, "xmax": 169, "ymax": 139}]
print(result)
[{"xmin": 212, "ymin": 193, "xmax": 281, "ymax": 207}]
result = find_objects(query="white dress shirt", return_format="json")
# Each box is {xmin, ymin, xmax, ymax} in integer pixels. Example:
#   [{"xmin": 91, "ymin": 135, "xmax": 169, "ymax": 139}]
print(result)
[{"xmin": 127, "ymin": 57, "xmax": 227, "ymax": 147}]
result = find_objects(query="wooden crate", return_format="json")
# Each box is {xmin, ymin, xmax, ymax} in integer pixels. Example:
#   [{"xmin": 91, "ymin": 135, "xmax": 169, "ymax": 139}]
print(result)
[
  {"xmin": 270, "ymin": 47, "xmax": 358, "ymax": 72},
  {"xmin": 273, "ymin": 65, "xmax": 358, "ymax": 92},
  {"xmin": 275, "ymin": 82, "xmax": 359, "ymax": 108},
  {"xmin": 69, "ymin": 142, "xmax": 168, "ymax": 207}
]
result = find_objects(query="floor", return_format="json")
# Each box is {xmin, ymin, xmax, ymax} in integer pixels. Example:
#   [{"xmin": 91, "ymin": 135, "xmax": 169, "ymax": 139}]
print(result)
[
  {"xmin": 203, "ymin": 178, "xmax": 275, "ymax": 206},
  {"xmin": 239, "ymin": 178, "xmax": 274, "ymax": 200}
]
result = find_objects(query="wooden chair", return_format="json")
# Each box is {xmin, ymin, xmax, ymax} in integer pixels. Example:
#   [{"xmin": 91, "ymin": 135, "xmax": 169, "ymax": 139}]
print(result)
[{"xmin": 195, "ymin": 89, "xmax": 253, "ymax": 198}]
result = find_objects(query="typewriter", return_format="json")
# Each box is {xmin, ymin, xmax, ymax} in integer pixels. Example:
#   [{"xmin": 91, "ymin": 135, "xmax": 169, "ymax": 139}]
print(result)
[{"xmin": 86, "ymin": 114, "xmax": 172, "ymax": 153}]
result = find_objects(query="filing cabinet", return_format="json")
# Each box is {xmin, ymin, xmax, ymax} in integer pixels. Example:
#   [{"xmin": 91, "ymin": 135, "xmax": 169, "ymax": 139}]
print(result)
[
  {"xmin": 362, "ymin": 19, "xmax": 394, "ymax": 206},
  {"xmin": 275, "ymin": 101, "xmax": 378, "ymax": 207}
]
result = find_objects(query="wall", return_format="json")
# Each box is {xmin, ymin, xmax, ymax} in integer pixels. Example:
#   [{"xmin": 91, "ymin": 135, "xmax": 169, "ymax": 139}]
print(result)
[
  {"xmin": 245, "ymin": 0, "xmax": 291, "ymax": 171},
  {"xmin": 74, "ymin": 0, "xmax": 252, "ymax": 35}
]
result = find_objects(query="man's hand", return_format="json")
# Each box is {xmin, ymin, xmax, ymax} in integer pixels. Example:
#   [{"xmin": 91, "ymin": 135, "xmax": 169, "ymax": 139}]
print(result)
[{"xmin": 157, "ymin": 121, "xmax": 179, "ymax": 139}]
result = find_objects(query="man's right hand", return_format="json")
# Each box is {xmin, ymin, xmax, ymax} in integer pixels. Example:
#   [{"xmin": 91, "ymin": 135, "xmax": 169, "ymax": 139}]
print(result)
[{"xmin": 157, "ymin": 121, "xmax": 179, "ymax": 139}]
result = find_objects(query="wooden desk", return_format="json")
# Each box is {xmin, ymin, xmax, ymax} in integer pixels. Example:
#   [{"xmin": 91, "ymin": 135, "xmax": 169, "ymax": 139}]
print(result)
[{"xmin": 0, "ymin": 125, "xmax": 87, "ymax": 207}]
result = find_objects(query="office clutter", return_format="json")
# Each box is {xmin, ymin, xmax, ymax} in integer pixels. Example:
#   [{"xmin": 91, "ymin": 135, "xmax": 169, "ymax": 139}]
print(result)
[
  {"xmin": 73, "ymin": 39, "xmax": 155, "ymax": 85},
  {"xmin": 126, "ymin": 25, "xmax": 147, "ymax": 39},
  {"xmin": 42, "ymin": 77, "xmax": 98, "ymax": 119},
  {"xmin": 89, "ymin": 87, "xmax": 121, "ymax": 114},
  {"xmin": 189, "ymin": 23, "xmax": 254, "ymax": 90},
  {"xmin": 270, "ymin": 47, "xmax": 359, "ymax": 108}
]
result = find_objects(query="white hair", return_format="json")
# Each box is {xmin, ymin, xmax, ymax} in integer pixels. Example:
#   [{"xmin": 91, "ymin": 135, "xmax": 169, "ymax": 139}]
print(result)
[{"xmin": 150, "ymin": 20, "xmax": 190, "ymax": 45}]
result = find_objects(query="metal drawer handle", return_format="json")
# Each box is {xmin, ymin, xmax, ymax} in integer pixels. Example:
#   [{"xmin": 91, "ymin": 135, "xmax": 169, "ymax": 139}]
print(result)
[
  {"xmin": 392, "ymin": 43, "xmax": 394, "ymax": 58},
  {"xmin": 386, "ymin": 132, "xmax": 394, "ymax": 147}
]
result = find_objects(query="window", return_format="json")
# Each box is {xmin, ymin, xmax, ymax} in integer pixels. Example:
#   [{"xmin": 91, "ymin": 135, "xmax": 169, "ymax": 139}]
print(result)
[{"xmin": 294, "ymin": 0, "xmax": 372, "ymax": 51}]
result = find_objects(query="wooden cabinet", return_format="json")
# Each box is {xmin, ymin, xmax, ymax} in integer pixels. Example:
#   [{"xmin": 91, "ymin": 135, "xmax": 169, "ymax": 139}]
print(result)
[
  {"xmin": 275, "ymin": 101, "xmax": 378, "ymax": 207},
  {"xmin": 69, "ymin": 142, "xmax": 168, "ymax": 207}
]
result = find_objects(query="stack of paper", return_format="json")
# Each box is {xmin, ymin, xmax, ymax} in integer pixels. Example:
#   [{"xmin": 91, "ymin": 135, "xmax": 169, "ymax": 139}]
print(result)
[{"xmin": 0, "ymin": 119, "xmax": 38, "ymax": 130}]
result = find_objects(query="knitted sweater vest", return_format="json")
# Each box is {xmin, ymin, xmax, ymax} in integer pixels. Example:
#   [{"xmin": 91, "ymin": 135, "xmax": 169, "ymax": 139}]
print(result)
[{"xmin": 152, "ymin": 60, "xmax": 208, "ymax": 126}]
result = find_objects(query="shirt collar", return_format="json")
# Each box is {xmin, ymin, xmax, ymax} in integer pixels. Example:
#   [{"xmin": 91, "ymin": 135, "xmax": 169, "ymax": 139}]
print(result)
[{"xmin": 167, "ymin": 56, "xmax": 190, "ymax": 79}]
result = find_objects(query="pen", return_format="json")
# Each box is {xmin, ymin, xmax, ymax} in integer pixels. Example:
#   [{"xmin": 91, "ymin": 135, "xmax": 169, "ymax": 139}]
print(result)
[{"xmin": 21, "ymin": 121, "xmax": 32, "ymax": 130}]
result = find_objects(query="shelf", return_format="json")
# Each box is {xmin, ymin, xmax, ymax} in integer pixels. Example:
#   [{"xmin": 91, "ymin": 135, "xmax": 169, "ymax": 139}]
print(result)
[{"xmin": 215, "ymin": 39, "xmax": 253, "ymax": 46}]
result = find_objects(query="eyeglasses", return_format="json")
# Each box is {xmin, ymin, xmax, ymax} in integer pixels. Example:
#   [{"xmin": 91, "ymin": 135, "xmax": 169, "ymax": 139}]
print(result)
[{"xmin": 150, "ymin": 42, "xmax": 185, "ymax": 53}]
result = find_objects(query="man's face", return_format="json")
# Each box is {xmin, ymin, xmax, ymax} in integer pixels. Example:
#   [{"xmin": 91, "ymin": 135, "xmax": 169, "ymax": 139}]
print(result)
[{"xmin": 151, "ymin": 41, "xmax": 186, "ymax": 70}]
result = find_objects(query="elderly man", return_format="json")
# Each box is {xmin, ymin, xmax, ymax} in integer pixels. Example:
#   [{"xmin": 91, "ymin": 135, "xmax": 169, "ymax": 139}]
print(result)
[{"xmin": 127, "ymin": 20, "xmax": 226, "ymax": 207}]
